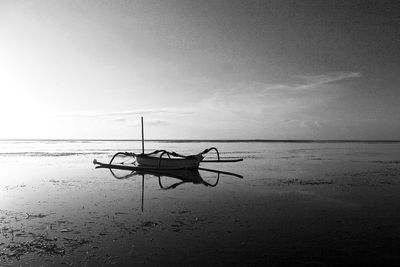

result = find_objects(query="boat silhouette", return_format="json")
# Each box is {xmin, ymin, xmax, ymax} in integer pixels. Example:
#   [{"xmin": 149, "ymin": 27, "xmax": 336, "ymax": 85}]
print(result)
[{"xmin": 93, "ymin": 117, "xmax": 243, "ymax": 170}]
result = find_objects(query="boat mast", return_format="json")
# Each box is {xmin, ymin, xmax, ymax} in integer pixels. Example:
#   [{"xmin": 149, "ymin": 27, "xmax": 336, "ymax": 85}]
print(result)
[
  {"xmin": 141, "ymin": 116, "xmax": 144, "ymax": 154},
  {"xmin": 141, "ymin": 117, "xmax": 145, "ymax": 212}
]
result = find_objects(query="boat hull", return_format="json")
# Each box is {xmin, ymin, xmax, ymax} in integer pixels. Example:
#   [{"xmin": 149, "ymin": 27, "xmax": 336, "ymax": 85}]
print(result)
[{"xmin": 136, "ymin": 154, "xmax": 203, "ymax": 169}]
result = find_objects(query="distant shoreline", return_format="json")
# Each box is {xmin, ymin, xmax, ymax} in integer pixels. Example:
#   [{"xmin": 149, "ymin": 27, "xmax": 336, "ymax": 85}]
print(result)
[{"xmin": 1, "ymin": 139, "xmax": 399, "ymax": 143}]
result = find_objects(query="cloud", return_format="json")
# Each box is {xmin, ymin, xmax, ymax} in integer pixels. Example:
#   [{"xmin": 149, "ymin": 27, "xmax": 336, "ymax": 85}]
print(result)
[
  {"xmin": 300, "ymin": 120, "xmax": 322, "ymax": 129},
  {"xmin": 206, "ymin": 71, "xmax": 362, "ymax": 102},
  {"xmin": 131, "ymin": 119, "xmax": 170, "ymax": 127},
  {"xmin": 219, "ymin": 72, "xmax": 362, "ymax": 97},
  {"xmin": 58, "ymin": 107, "xmax": 196, "ymax": 118},
  {"xmin": 197, "ymin": 71, "xmax": 362, "ymax": 126},
  {"xmin": 113, "ymin": 117, "xmax": 127, "ymax": 122},
  {"xmin": 105, "ymin": 116, "xmax": 171, "ymax": 126},
  {"xmin": 283, "ymin": 118, "xmax": 325, "ymax": 131},
  {"xmin": 281, "ymin": 119, "xmax": 298, "ymax": 124},
  {"xmin": 294, "ymin": 72, "xmax": 362, "ymax": 90},
  {"xmin": 57, "ymin": 71, "xmax": 361, "ymax": 133},
  {"xmin": 261, "ymin": 72, "xmax": 362, "ymax": 92}
]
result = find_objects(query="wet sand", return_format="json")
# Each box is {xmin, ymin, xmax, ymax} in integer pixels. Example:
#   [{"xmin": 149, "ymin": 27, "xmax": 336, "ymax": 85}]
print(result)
[{"xmin": 1, "ymin": 141, "xmax": 400, "ymax": 266}]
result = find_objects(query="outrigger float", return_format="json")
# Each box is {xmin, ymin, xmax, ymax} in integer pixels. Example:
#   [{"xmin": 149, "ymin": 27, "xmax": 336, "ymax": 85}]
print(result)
[{"xmin": 93, "ymin": 117, "xmax": 243, "ymax": 171}]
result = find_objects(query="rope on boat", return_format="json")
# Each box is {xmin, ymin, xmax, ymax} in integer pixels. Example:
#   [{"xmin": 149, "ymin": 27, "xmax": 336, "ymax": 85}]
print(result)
[
  {"xmin": 145, "ymin": 147, "xmax": 221, "ymax": 168},
  {"xmin": 200, "ymin": 147, "xmax": 220, "ymax": 160},
  {"xmin": 158, "ymin": 150, "xmax": 171, "ymax": 168},
  {"xmin": 109, "ymin": 152, "xmax": 135, "ymax": 165}
]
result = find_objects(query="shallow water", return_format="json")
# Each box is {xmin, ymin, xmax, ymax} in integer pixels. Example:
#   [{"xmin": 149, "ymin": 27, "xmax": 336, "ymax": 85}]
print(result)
[{"xmin": 1, "ymin": 140, "xmax": 400, "ymax": 265}]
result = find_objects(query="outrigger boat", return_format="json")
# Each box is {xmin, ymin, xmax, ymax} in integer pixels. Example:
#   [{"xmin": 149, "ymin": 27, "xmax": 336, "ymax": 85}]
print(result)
[
  {"xmin": 93, "ymin": 117, "xmax": 243, "ymax": 170},
  {"xmin": 94, "ymin": 158, "xmax": 243, "ymax": 179}
]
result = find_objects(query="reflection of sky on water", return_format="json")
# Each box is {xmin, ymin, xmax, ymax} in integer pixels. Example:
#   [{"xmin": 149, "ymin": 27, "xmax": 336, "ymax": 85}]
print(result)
[
  {"xmin": 2, "ymin": 140, "xmax": 400, "ymax": 202},
  {"xmin": 1, "ymin": 140, "xmax": 399, "ymax": 214},
  {"xmin": 1, "ymin": 140, "xmax": 400, "ymax": 265}
]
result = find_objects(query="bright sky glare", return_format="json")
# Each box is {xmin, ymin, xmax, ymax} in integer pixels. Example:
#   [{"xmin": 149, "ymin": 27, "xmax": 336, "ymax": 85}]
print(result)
[{"xmin": 0, "ymin": 0, "xmax": 399, "ymax": 139}]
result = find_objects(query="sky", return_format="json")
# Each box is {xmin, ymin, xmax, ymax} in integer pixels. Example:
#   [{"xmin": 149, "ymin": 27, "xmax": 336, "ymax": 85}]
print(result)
[{"xmin": 0, "ymin": 0, "xmax": 399, "ymax": 139}]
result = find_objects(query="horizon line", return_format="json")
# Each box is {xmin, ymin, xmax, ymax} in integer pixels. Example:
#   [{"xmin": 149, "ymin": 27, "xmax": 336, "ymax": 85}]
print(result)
[{"xmin": 1, "ymin": 138, "xmax": 400, "ymax": 143}]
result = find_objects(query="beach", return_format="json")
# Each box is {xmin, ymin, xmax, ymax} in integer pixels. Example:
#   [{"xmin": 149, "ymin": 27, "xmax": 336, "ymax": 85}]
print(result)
[{"xmin": 1, "ymin": 140, "xmax": 400, "ymax": 266}]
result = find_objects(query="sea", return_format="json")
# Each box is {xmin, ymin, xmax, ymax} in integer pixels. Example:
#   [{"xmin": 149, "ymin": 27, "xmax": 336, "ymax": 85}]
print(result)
[{"xmin": 1, "ymin": 140, "xmax": 400, "ymax": 265}]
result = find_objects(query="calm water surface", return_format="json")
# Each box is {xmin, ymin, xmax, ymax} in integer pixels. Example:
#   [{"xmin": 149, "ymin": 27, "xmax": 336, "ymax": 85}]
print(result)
[{"xmin": 1, "ymin": 140, "xmax": 400, "ymax": 265}]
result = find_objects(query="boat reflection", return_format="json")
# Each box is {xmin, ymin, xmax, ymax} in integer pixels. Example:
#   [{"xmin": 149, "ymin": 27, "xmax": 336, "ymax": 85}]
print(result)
[
  {"xmin": 104, "ymin": 166, "xmax": 243, "ymax": 189},
  {"xmin": 95, "ymin": 164, "xmax": 243, "ymax": 211}
]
